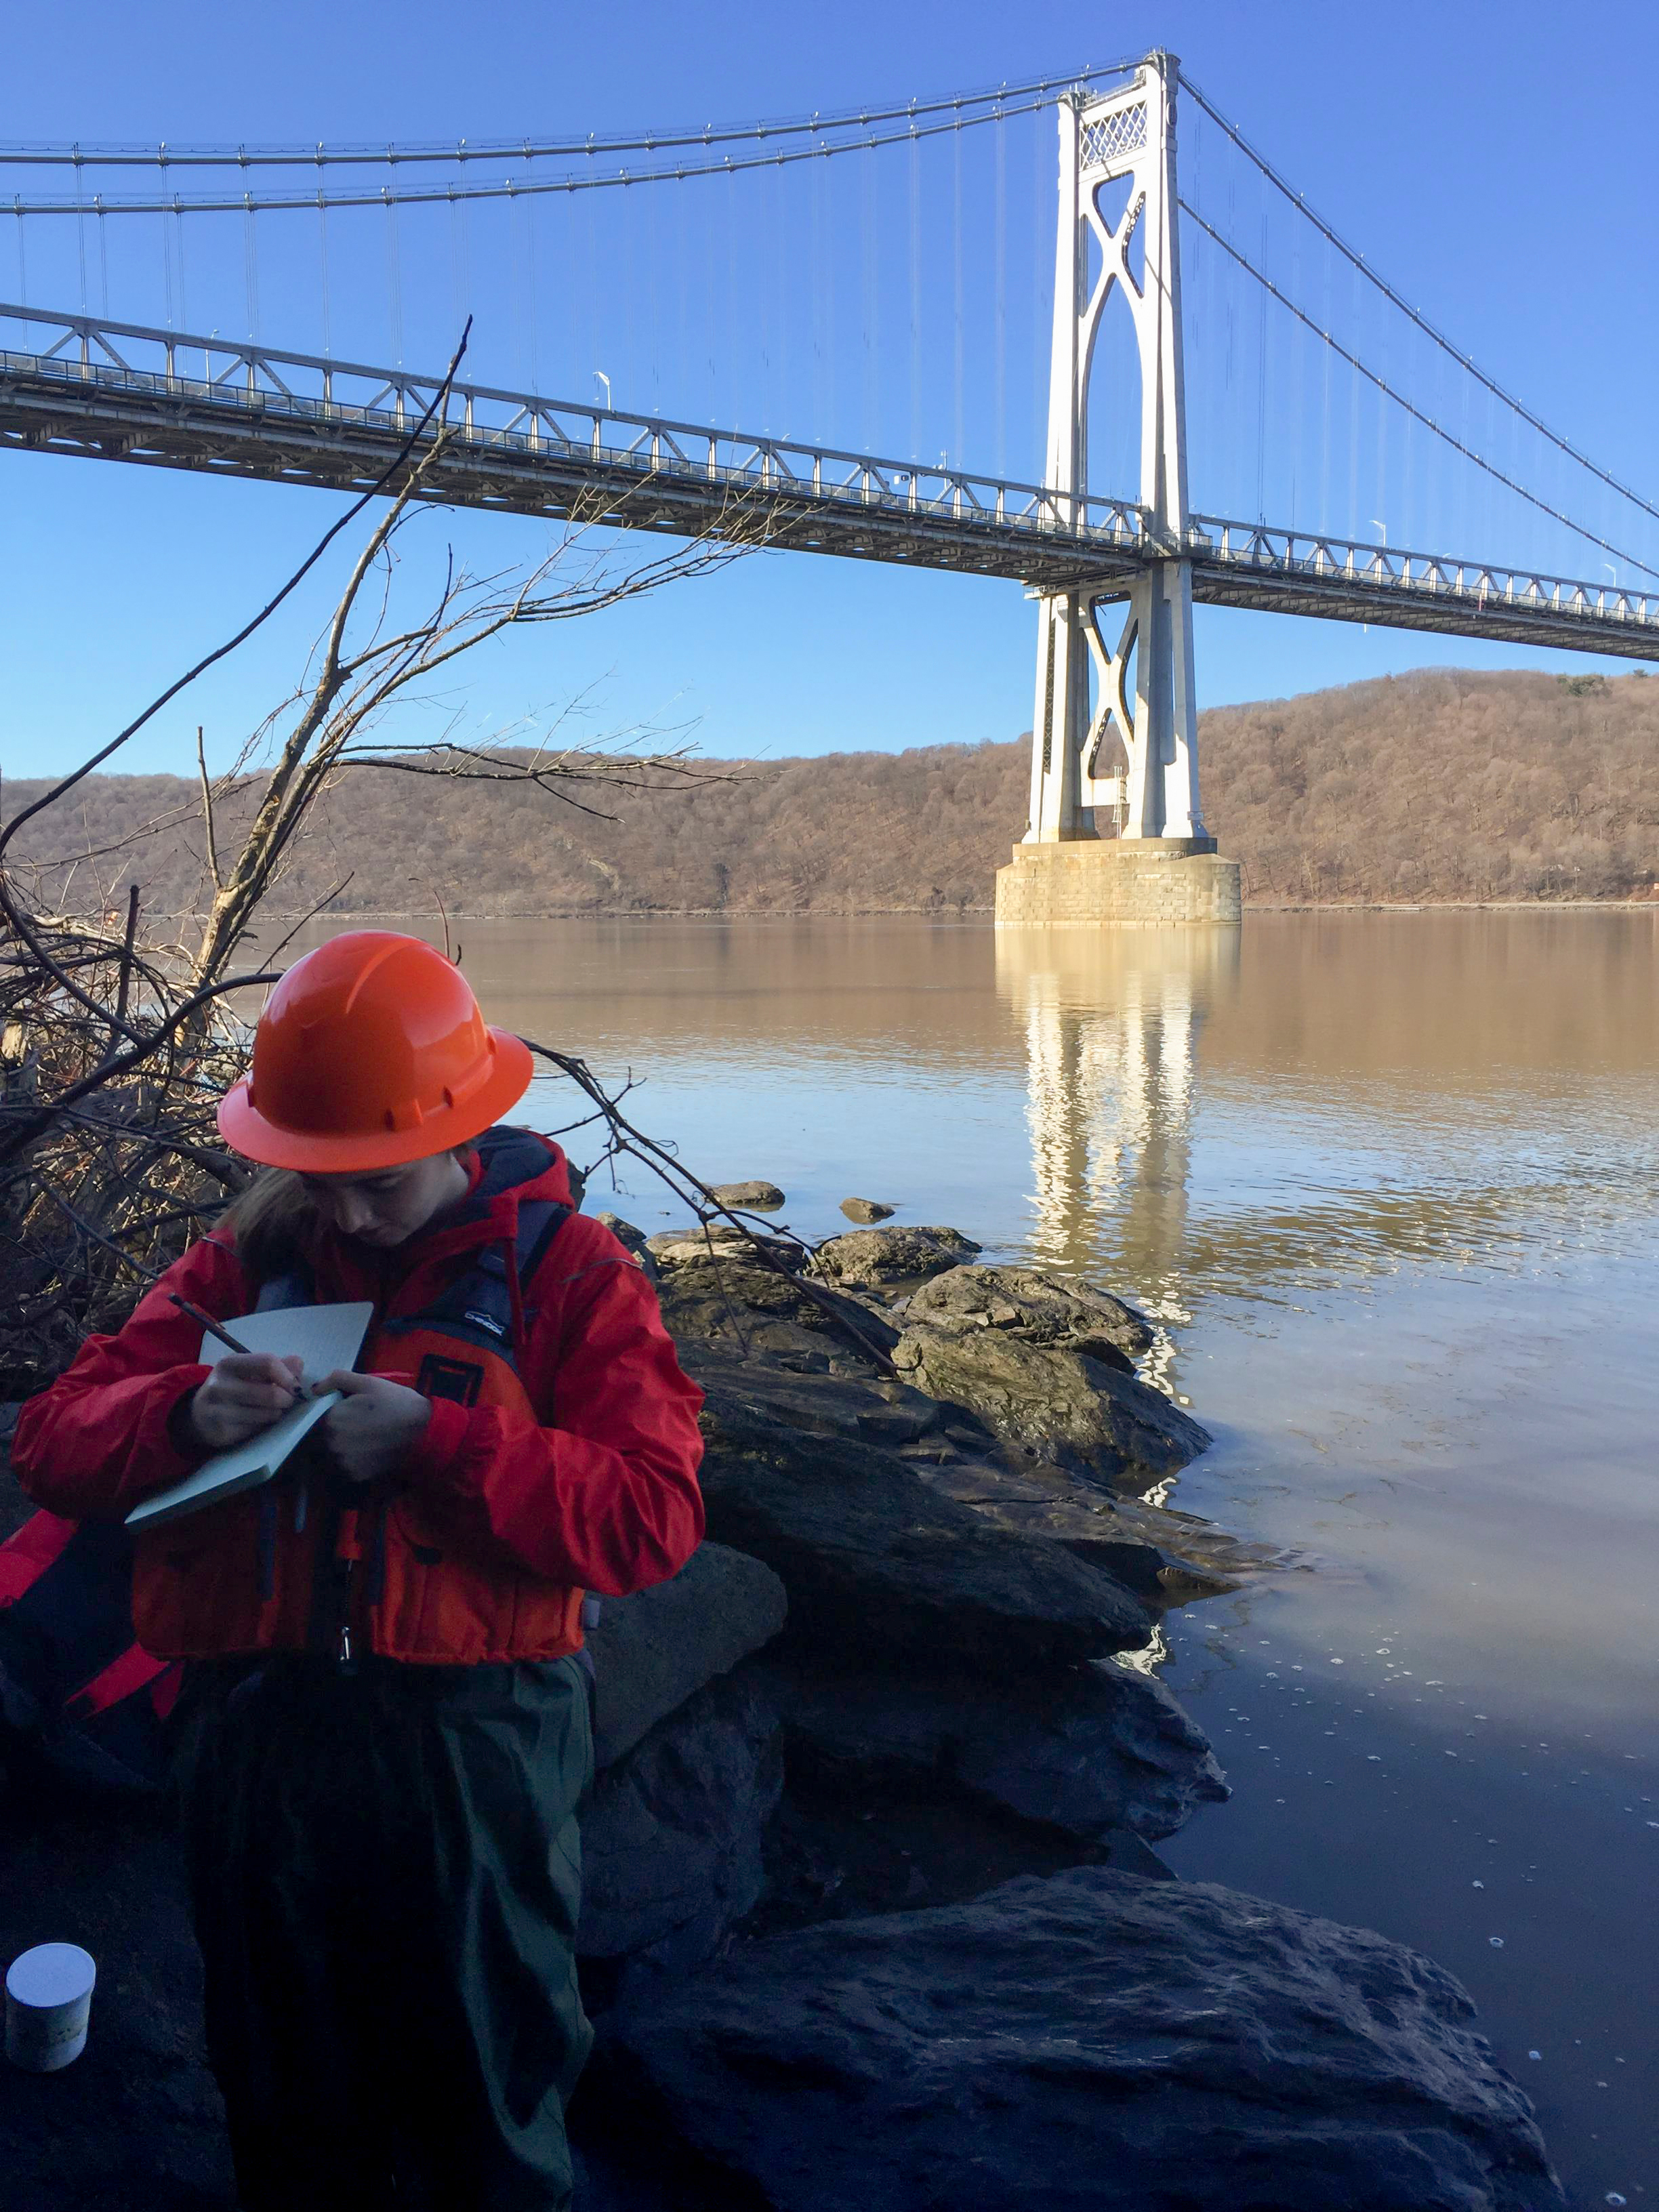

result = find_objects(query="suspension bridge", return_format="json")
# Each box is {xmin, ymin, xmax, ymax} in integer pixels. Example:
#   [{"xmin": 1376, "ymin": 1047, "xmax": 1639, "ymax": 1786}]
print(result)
[{"xmin": 3, "ymin": 54, "xmax": 1654, "ymax": 920}]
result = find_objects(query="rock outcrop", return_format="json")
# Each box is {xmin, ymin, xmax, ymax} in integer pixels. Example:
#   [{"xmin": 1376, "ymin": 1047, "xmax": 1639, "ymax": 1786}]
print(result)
[
  {"xmin": 812, "ymin": 1223, "xmax": 982, "ymax": 1286},
  {"xmin": 577, "ymin": 1671, "xmax": 783, "ymax": 1975},
  {"xmin": 895, "ymin": 1318, "xmax": 1211, "ymax": 1489},
  {"xmin": 598, "ymin": 1868, "xmax": 1565, "ymax": 2211},
  {"xmin": 904, "ymin": 1260, "xmax": 1153, "ymax": 1363},
  {"xmin": 764, "ymin": 1653, "xmax": 1229, "ymax": 1843},
  {"xmin": 696, "ymin": 1382, "xmax": 1153, "ymax": 1669},
  {"xmin": 586, "ymin": 1541, "xmax": 787, "ymax": 1769},
  {"xmin": 838, "ymin": 1196, "xmax": 895, "ymax": 1223},
  {"xmin": 705, "ymin": 1180, "xmax": 786, "ymax": 1211}
]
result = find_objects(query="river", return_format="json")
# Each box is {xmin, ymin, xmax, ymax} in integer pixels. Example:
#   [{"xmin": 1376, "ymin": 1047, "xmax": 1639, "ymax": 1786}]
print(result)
[{"xmin": 298, "ymin": 907, "xmax": 1659, "ymax": 2205}]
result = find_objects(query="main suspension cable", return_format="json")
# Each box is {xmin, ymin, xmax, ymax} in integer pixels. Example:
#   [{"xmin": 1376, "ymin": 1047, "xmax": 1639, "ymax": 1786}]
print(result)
[
  {"xmin": 1177, "ymin": 65, "xmax": 1659, "ymax": 534},
  {"xmin": 5, "ymin": 94, "xmax": 1076, "ymax": 219},
  {"xmin": 1179, "ymin": 197, "xmax": 1659, "ymax": 581},
  {"xmin": 0, "ymin": 62, "xmax": 1138, "ymax": 172}
]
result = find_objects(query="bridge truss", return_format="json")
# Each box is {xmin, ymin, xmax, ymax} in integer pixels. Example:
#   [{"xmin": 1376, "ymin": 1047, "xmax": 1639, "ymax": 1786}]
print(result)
[{"xmin": 4, "ymin": 302, "xmax": 1655, "ymax": 665}]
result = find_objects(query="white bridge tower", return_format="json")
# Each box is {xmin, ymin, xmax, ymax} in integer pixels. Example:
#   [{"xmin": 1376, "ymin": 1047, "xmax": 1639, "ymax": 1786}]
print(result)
[{"xmin": 1023, "ymin": 52, "xmax": 1212, "ymax": 855}]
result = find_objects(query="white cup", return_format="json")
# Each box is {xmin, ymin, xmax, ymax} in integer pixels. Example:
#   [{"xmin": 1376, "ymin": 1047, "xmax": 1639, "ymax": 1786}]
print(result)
[{"xmin": 5, "ymin": 1944, "xmax": 97, "ymax": 2072}]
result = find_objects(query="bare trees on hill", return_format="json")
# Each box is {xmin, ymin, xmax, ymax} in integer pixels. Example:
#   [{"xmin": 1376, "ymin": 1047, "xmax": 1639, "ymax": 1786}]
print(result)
[{"xmin": 10, "ymin": 665, "xmax": 1659, "ymax": 922}]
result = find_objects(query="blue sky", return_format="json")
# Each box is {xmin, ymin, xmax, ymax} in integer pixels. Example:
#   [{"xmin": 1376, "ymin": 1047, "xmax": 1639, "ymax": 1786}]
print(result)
[{"xmin": 3, "ymin": 0, "xmax": 1656, "ymax": 784}]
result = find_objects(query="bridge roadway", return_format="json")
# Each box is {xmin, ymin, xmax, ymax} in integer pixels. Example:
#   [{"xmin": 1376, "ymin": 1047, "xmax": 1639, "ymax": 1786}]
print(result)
[{"xmin": 3, "ymin": 303, "xmax": 1656, "ymax": 663}]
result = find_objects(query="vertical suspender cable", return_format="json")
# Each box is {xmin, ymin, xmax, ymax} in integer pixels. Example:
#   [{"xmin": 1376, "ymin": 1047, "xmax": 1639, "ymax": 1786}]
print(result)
[
  {"xmin": 1033, "ymin": 102, "xmax": 1046, "ymax": 477},
  {"xmin": 1319, "ymin": 230, "xmax": 1332, "ymax": 537},
  {"xmin": 1347, "ymin": 258, "xmax": 1360, "ymax": 543},
  {"xmin": 1254, "ymin": 165, "xmax": 1266, "ymax": 521},
  {"xmin": 511, "ymin": 185, "xmax": 527, "ymax": 390},
  {"xmin": 528, "ymin": 190, "xmax": 541, "ymax": 395},
  {"xmin": 319, "ymin": 188, "xmax": 333, "ymax": 357},
  {"xmin": 385, "ymin": 192, "xmax": 403, "ymax": 366},
  {"xmin": 861, "ymin": 142, "xmax": 878, "ymax": 451},
  {"xmin": 96, "ymin": 201, "xmax": 108, "ymax": 319},
  {"xmin": 243, "ymin": 198, "xmax": 260, "ymax": 342},
  {"xmin": 73, "ymin": 152, "xmax": 87, "ymax": 309},
  {"xmin": 995, "ymin": 106, "xmax": 1007, "ymax": 478},
  {"xmin": 908, "ymin": 127, "xmax": 921, "ymax": 461},
  {"xmin": 952, "ymin": 111, "xmax": 965, "ymax": 467}
]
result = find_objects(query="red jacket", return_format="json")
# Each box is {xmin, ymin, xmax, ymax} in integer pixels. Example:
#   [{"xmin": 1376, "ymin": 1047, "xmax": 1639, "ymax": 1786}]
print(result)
[{"xmin": 12, "ymin": 1132, "xmax": 705, "ymax": 1665}]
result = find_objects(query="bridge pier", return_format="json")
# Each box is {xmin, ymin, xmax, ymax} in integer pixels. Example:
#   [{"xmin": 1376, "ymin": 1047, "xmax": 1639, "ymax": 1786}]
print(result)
[
  {"xmin": 996, "ymin": 840, "xmax": 1240, "ymax": 928},
  {"xmin": 1004, "ymin": 52, "xmax": 1239, "ymax": 930}
]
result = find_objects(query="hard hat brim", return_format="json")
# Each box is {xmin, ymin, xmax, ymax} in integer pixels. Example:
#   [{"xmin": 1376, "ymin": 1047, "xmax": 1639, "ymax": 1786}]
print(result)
[{"xmin": 217, "ymin": 1027, "xmax": 535, "ymax": 1173}]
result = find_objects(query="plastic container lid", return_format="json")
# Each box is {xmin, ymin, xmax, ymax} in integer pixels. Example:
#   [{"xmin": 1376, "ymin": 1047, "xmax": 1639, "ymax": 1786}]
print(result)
[{"xmin": 5, "ymin": 1945, "xmax": 96, "ymax": 2009}]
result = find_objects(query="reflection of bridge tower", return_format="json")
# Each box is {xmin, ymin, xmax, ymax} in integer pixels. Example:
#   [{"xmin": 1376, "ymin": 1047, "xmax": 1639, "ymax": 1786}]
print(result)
[
  {"xmin": 995, "ymin": 53, "xmax": 1241, "ymax": 928},
  {"xmin": 996, "ymin": 927, "xmax": 1240, "ymax": 1315}
]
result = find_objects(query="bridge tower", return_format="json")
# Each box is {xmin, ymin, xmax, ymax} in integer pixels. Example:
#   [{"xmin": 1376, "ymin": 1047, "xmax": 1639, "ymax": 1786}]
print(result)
[{"xmin": 996, "ymin": 52, "xmax": 1240, "ymax": 928}]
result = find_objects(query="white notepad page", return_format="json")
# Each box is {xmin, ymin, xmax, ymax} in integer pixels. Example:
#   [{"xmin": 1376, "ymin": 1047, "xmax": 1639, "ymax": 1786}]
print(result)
[{"xmin": 125, "ymin": 1303, "xmax": 373, "ymax": 1532}]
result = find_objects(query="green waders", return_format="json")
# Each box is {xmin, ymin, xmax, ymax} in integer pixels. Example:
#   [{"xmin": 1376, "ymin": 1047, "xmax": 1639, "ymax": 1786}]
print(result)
[{"xmin": 172, "ymin": 1652, "xmax": 594, "ymax": 2212}]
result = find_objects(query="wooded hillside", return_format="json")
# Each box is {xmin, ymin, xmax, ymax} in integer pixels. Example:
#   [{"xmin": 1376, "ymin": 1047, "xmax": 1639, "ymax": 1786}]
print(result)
[{"xmin": 8, "ymin": 668, "xmax": 1658, "ymax": 916}]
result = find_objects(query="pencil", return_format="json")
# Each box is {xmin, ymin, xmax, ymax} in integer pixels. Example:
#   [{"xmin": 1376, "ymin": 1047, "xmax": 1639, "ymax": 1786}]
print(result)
[
  {"xmin": 167, "ymin": 1293, "xmax": 255, "ymax": 1357},
  {"xmin": 167, "ymin": 1292, "xmax": 316, "ymax": 1401}
]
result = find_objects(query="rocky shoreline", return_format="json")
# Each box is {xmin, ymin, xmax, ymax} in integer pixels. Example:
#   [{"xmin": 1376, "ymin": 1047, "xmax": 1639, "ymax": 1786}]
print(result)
[{"xmin": 0, "ymin": 1216, "xmax": 1566, "ymax": 2209}]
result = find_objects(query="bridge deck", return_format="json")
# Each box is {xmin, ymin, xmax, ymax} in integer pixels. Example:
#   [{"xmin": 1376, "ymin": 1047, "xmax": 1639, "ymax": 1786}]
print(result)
[{"xmin": 3, "ymin": 304, "xmax": 1656, "ymax": 662}]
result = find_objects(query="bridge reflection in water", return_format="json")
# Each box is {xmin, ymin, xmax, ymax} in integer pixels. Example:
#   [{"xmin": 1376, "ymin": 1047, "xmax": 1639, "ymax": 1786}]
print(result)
[{"xmin": 995, "ymin": 928, "xmax": 1240, "ymax": 1328}]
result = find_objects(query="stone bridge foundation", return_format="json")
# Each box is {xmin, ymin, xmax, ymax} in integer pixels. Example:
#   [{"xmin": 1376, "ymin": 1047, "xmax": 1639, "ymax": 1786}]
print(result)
[{"xmin": 994, "ymin": 840, "xmax": 1242, "ymax": 928}]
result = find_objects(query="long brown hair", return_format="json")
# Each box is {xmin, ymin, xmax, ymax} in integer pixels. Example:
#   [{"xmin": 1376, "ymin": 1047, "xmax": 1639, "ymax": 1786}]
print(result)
[{"xmin": 219, "ymin": 1169, "xmax": 321, "ymax": 1283}]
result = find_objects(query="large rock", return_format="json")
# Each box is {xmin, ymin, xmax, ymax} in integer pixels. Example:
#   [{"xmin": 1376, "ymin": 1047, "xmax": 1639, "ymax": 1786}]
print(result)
[
  {"xmin": 682, "ymin": 1356, "xmax": 937, "ymax": 1452},
  {"xmin": 598, "ymin": 1868, "xmax": 1563, "ymax": 2211},
  {"xmin": 894, "ymin": 1319, "xmax": 1210, "ymax": 1490},
  {"xmin": 913, "ymin": 1454, "xmax": 1274, "ymax": 1599},
  {"xmin": 696, "ymin": 1385, "xmax": 1151, "ymax": 1669},
  {"xmin": 657, "ymin": 1261, "xmax": 897, "ymax": 1374},
  {"xmin": 838, "ymin": 1197, "xmax": 895, "ymax": 1224},
  {"xmin": 586, "ymin": 1543, "xmax": 787, "ymax": 1769},
  {"xmin": 812, "ymin": 1224, "xmax": 981, "ymax": 1288},
  {"xmin": 766, "ymin": 1654, "xmax": 1229, "ymax": 1842},
  {"xmin": 577, "ymin": 1671, "xmax": 783, "ymax": 1974},
  {"xmin": 647, "ymin": 1225, "xmax": 803, "ymax": 1271},
  {"xmin": 706, "ymin": 1180, "xmax": 786, "ymax": 1212},
  {"xmin": 905, "ymin": 1261, "xmax": 1153, "ymax": 1364}
]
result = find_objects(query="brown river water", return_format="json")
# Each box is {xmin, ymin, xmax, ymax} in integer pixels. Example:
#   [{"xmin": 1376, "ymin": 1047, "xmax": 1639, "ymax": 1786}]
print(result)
[{"xmin": 285, "ymin": 907, "xmax": 1659, "ymax": 2206}]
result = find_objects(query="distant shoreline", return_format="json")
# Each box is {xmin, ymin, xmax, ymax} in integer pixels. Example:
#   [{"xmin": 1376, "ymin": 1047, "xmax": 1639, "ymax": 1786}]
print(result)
[{"xmin": 238, "ymin": 897, "xmax": 1659, "ymax": 923}]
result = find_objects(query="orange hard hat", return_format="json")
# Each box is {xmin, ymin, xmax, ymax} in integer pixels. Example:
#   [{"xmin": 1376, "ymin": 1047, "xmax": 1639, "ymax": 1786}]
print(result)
[{"xmin": 218, "ymin": 931, "xmax": 534, "ymax": 1172}]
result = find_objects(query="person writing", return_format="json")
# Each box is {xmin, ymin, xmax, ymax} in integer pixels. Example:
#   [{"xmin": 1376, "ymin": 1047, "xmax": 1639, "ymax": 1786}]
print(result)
[{"xmin": 14, "ymin": 930, "xmax": 705, "ymax": 2212}]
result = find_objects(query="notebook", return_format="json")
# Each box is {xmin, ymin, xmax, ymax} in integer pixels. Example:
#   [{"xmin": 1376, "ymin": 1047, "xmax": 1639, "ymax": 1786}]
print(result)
[{"xmin": 125, "ymin": 1303, "xmax": 373, "ymax": 1532}]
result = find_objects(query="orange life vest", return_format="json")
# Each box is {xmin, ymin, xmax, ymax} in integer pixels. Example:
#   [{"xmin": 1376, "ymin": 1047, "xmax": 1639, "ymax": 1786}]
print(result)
[{"xmin": 129, "ymin": 1185, "xmax": 586, "ymax": 1667}]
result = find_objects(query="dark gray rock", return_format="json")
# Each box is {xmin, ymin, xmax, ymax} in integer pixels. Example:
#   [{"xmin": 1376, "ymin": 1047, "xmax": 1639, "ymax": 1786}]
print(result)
[
  {"xmin": 600, "ymin": 1867, "xmax": 1564, "ymax": 2212},
  {"xmin": 684, "ymin": 1356, "xmax": 937, "ymax": 1451},
  {"xmin": 647, "ymin": 1225, "xmax": 803, "ymax": 1271},
  {"xmin": 812, "ymin": 1223, "xmax": 981, "ymax": 1288},
  {"xmin": 838, "ymin": 1197, "xmax": 895, "ymax": 1224},
  {"xmin": 766, "ymin": 1653, "xmax": 1228, "ymax": 1842},
  {"xmin": 705, "ymin": 1180, "xmax": 786, "ymax": 1212},
  {"xmin": 577, "ymin": 1672, "xmax": 783, "ymax": 1974},
  {"xmin": 587, "ymin": 1543, "xmax": 787, "ymax": 1769},
  {"xmin": 894, "ymin": 1318, "xmax": 1211, "ymax": 1490},
  {"xmin": 696, "ymin": 1385, "xmax": 1152, "ymax": 1670},
  {"xmin": 914, "ymin": 1456, "xmax": 1274, "ymax": 1598},
  {"xmin": 905, "ymin": 1261, "xmax": 1153, "ymax": 1364},
  {"xmin": 657, "ymin": 1261, "xmax": 896, "ymax": 1374}
]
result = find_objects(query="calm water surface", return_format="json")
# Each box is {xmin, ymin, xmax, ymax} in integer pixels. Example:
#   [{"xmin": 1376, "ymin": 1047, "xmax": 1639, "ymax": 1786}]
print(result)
[{"xmin": 300, "ymin": 909, "xmax": 1659, "ymax": 2204}]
